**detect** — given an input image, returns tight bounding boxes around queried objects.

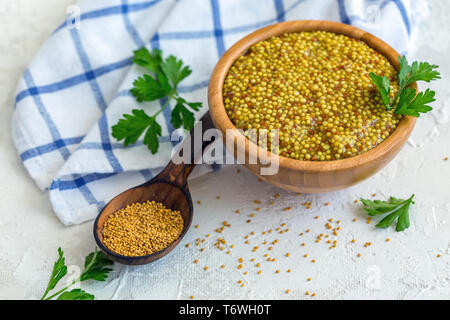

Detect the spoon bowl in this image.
[93,113,214,265]
[94,180,193,265]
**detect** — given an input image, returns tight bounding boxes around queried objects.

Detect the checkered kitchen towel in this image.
[12,0,429,225]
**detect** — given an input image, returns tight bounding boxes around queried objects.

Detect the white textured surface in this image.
[1,0,450,300]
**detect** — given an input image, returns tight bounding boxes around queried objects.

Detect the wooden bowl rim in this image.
[208,20,417,172]
[93,179,194,264]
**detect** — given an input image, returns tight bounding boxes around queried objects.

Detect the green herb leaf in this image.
[133,47,163,74]
[370,56,439,117]
[130,73,172,102]
[176,97,202,112]
[80,249,113,282]
[161,55,192,89]
[112,109,155,147]
[360,195,414,232]
[395,88,435,117]
[144,118,162,154]
[397,56,410,88]
[171,100,195,130]
[41,249,114,300]
[185,101,202,112]
[369,72,391,108]
[41,248,68,300]
[398,56,440,88]
[112,109,162,154]
[57,289,94,300]
[112,48,202,153]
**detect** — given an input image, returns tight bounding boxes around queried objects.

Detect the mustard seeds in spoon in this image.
[102,201,184,257]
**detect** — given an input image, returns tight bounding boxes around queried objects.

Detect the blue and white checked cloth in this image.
[12,0,429,225]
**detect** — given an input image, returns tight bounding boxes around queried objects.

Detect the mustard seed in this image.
[223,31,401,161]
[102,201,184,257]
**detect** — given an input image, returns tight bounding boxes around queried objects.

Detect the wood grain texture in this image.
[208,20,417,193]
[93,112,215,265]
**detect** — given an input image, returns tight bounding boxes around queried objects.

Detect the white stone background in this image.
[0,0,449,300]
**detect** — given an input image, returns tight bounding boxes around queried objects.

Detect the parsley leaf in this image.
[395,88,435,117]
[171,100,195,130]
[177,97,202,112]
[369,73,391,108]
[57,289,94,301]
[360,194,414,232]
[80,249,113,282]
[112,109,162,154]
[133,47,163,74]
[112,109,155,146]
[41,248,114,300]
[130,73,171,102]
[112,47,202,154]
[161,55,192,89]
[144,118,162,154]
[398,56,440,87]
[40,248,68,300]
[370,56,440,117]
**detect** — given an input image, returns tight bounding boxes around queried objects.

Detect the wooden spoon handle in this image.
[152,111,216,187]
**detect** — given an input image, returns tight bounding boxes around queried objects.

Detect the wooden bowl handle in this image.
[152,111,216,187]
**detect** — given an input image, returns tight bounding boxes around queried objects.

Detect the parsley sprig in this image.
[360,194,415,232]
[112,48,202,154]
[40,248,113,300]
[370,56,440,117]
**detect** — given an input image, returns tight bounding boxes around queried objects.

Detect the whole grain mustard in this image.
[102,201,184,257]
[223,31,401,161]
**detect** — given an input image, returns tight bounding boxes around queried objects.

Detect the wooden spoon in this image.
[93,112,215,265]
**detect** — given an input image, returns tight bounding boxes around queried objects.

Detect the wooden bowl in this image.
[208,20,417,193]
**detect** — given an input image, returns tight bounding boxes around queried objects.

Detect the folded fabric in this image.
[12,0,429,225]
